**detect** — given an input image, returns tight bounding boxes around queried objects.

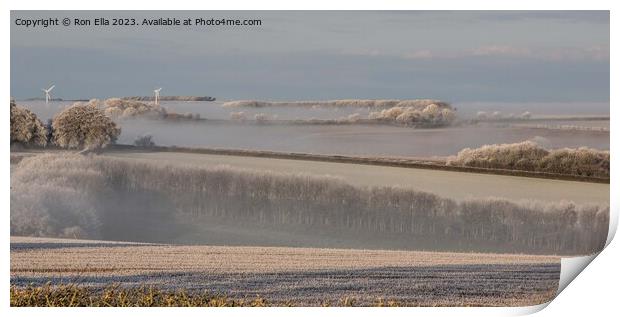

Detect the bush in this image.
[102,98,166,119]
[369,104,456,127]
[230,111,247,121]
[52,101,121,150]
[448,141,609,178]
[539,148,610,177]
[104,106,123,119]
[336,113,361,123]
[255,113,269,123]
[134,135,155,147]
[122,107,138,118]
[10,101,47,146]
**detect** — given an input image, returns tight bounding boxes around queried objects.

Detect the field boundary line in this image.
[105,144,610,184]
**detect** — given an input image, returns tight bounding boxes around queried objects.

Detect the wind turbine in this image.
[41,84,55,105]
[153,88,162,105]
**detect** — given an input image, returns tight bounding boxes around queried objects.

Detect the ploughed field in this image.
[11,237,560,306]
[104,150,609,204]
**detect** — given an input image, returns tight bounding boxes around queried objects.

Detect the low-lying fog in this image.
[114,120,608,157]
[21,100,610,122]
[18,100,609,157]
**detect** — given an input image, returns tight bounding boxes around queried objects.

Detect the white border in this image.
[2,1,616,316]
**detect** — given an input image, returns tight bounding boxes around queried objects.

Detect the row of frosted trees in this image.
[448,141,610,178]
[95,156,608,255]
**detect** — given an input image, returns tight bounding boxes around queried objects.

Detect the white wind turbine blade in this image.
[47,85,55,92]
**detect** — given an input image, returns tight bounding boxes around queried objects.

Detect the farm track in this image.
[11,237,560,306]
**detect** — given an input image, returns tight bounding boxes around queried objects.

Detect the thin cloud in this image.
[468,45,532,58]
[342,45,609,62]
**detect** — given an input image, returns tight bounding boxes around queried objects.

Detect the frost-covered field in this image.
[11,237,560,306]
[104,151,609,204]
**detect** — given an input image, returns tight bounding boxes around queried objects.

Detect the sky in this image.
[10,11,610,103]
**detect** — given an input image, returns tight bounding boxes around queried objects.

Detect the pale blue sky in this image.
[11,11,609,102]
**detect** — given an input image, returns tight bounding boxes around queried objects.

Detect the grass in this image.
[10,283,272,307]
[9,282,557,307]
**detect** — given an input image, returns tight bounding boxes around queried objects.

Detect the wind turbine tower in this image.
[153,88,162,105]
[41,84,55,105]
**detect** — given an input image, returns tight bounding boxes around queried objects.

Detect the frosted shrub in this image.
[520,111,532,119]
[368,104,456,127]
[10,101,47,146]
[103,98,166,119]
[381,107,405,119]
[104,106,123,119]
[478,111,528,121]
[539,147,609,177]
[451,141,548,169]
[230,112,247,121]
[122,107,138,117]
[422,103,440,116]
[103,98,124,108]
[134,134,155,147]
[52,102,121,150]
[440,108,456,122]
[335,113,362,123]
[255,113,269,123]
[449,141,609,178]
[395,110,421,123]
[347,113,361,122]
[368,111,381,119]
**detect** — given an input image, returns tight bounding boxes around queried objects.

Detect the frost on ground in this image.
[10,237,560,307]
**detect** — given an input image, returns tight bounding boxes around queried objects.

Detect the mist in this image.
[11,153,608,255]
